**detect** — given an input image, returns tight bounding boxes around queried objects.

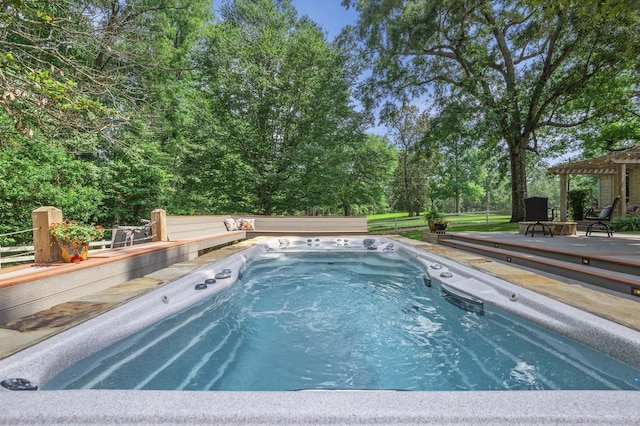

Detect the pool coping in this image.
[1,389,640,424]
[1,235,640,424]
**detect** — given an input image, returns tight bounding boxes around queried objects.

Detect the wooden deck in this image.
[437,231,640,299]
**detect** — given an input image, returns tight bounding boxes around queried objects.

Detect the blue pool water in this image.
[43,251,640,391]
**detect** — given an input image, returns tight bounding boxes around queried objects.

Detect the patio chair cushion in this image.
[597,206,611,219]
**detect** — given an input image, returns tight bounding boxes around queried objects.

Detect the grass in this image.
[367,211,518,241]
[368,212,517,233]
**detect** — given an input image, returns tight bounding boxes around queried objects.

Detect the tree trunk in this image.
[509,143,527,222]
[343,203,351,216]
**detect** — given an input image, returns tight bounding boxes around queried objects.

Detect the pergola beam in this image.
[548,145,640,221]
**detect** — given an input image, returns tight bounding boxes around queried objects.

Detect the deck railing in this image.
[0,239,112,267]
[1,206,166,267]
[0,227,39,268]
[1,207,369,267]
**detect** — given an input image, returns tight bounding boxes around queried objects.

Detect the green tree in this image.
[427,102,487,213]
[341,0,640,221]
[191,0,379,215]
[0,1,211,234]
[385,105,432,216]
[0,0,208,146]
[0,130,104,244]
[330,133,397,216]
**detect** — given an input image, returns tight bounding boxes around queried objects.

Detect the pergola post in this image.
[559,173,568,221]
[618,163,627,216]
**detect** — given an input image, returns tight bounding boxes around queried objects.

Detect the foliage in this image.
[424,101,489,213]
[96,140,173,225]
[329,134,397,216]
[527,158,561,208]
[0,129,106,244]
[340,0,640,222]
[187,0,388,215]
[49,220,105,244]
[1,0,404,243]
[612,216,640,232]
[424,208,449,227]
[568,189,590,220]
[3,0,639,244]
[385,105,432,216]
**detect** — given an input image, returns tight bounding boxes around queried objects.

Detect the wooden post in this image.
[559,173,568,222]
[618,163,627,217]
[151,209,167,242]
[32,206,62,263]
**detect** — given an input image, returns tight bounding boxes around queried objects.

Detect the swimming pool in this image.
[41,246,640,391]
[2,236,640,423]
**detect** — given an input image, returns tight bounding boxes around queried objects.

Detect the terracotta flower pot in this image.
[59,242,89,263]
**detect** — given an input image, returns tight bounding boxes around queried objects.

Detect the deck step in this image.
[438,237,640,296]
[440,233,640,276]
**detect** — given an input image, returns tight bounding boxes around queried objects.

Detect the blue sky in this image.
[290,0,358,41]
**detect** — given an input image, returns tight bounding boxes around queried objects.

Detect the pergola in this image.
[549,145,640,221]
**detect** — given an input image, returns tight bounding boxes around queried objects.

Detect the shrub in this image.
[611,216,640,232]
[567,189,589,220]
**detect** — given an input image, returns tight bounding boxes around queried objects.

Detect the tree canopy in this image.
[341,0,640,221]
[1,0,398,244]
[1,0,639,245]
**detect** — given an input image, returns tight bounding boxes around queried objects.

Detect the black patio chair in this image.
[111,220,155,248]
[585,196,620,237]
[524,197,553,237]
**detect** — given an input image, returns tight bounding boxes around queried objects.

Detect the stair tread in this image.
[439,238,640,286]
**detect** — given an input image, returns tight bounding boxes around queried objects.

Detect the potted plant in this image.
[49,220,105,263]
[424,209,449,233]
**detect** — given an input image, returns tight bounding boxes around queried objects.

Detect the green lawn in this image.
[367,212,518,240]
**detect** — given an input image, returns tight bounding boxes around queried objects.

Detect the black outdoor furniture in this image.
[585,196,621,237]
[111,220,154,248]
[524,197,553,237]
